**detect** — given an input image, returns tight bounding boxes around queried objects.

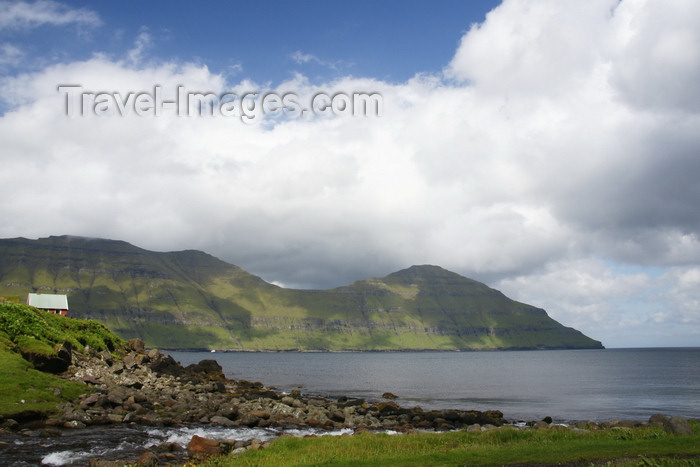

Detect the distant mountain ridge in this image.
[0,236,603,350]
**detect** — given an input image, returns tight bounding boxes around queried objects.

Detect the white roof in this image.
[28,293,69,310]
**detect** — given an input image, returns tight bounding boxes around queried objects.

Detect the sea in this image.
[2,348,699,466]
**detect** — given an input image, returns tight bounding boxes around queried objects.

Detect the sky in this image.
[1,0,699,348]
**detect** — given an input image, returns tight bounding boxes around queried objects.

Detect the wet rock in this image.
[382,392,398,400]
[210,415,236,427]
[153,442,183,453]
[371,402,404,416]
[184,359,225,382]
[63,420,86,429]
[236,414,261,427]
[2,419,19,431]
[481,410,505,426]
[441,410,460,421]
[330,410,345,423]
[187,435,222,460]
[39,428,62,437]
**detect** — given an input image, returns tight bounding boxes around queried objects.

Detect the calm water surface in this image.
[170,348,700,422]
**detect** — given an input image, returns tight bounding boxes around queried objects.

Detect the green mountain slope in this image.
[0,236,603,350]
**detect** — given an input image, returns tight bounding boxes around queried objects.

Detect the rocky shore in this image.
[0,339,694,466]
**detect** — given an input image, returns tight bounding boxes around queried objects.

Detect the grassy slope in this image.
[0,236,603,350]
[206,424,700,467]
[0,302,125,418]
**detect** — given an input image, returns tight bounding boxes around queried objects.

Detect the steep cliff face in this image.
[0,236,603,350]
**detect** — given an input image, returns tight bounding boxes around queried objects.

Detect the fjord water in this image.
[171,348,700,422]
[4,349,698,466]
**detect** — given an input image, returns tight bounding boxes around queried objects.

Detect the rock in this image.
[184,359,225,381]
[382,392,398,400]
[210,415,236,427]
[533,421,550,429]
[541,416,553,424]
[39,428,62,437]
[63,420,86,429]
[187,435,222,460]
[372,402,404,416]
[136,451,159,466]
[89,460,132,467]
[664,416,693,435]
[235,414,261,427]
[610,419,639,429]
[2,419,19,431]
[649,413,670,427]
[466,424,481,433]
[330,410,345,423]
[153,442,183,453]
[249,439,264,450]
[441,410,460,421]
[123,352,146,368]
[128,339,146,353]
[107,414,123,424]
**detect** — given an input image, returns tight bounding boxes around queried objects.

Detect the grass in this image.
[198,423,700,467]
[0,337,85,417]
[0,302,126,418]
[0,302,125,353]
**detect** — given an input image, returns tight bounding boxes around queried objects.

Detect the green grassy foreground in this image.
[200,423,700,467]
[0,302,124,417]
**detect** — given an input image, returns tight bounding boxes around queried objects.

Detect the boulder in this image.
[136,451,159,466]
[466,424,481,433]
[235,414,261,427]
[128,339,146,353]
[210,415,236,427]
[187,435,222,460]
[649,413,670,427]
[664,416,693,435]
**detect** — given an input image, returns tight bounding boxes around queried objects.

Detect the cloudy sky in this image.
[1,0,699,348]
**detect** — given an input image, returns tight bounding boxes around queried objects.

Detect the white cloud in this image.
[289,50,352,72]
[0,0,100,30]
[1,0,699,346]
[127,28,153,66]
[0,43,22,66]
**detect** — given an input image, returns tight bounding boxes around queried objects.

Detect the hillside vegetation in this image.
[0,236,603,351]
[0,302,124,417]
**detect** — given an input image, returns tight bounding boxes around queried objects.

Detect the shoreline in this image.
[1,340,696,465]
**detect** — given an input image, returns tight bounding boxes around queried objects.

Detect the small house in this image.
[27,293,69,316]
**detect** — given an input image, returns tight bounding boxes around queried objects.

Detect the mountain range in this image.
[0,235,603,351]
